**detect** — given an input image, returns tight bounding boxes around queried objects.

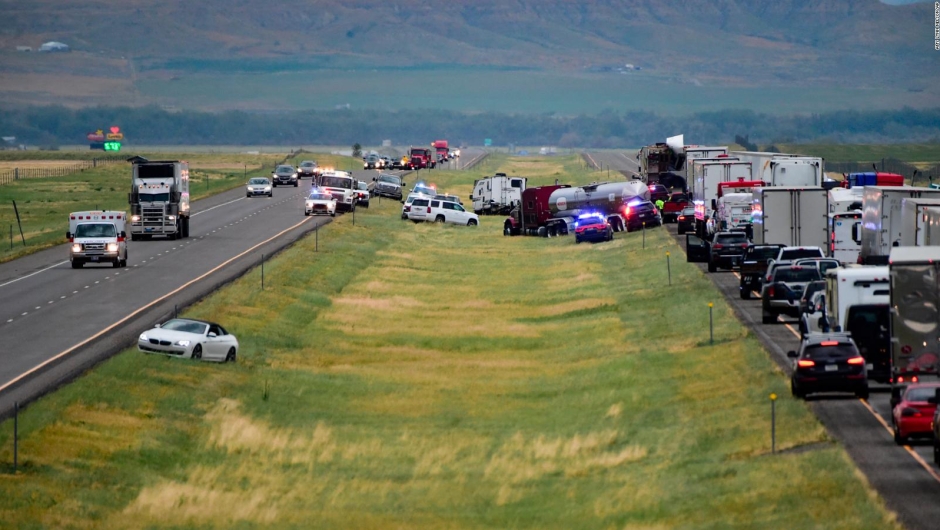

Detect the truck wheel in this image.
[121,255,127,267]
[934,441,940,466]
[294,181,298,187]
[71,260,82,269]
[112,259,121,268]
[707,260,717,273]
[762,312,775,324]
[130,234,139,241]
[435,215,445,224]
[740,286,750,300]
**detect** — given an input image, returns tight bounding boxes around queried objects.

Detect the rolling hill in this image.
[0,0,935,111]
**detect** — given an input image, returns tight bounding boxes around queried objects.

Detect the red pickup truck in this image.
[661,192,691,223]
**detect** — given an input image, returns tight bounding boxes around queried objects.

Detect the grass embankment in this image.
[0,151,351,263]
[0,155,898,528]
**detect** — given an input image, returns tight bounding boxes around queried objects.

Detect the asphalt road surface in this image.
[667,222,940,530]
[582,150,641,179]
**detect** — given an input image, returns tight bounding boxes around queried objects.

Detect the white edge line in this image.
[192,197,245,216]
[0,216,314,393]
[0,260,70,288]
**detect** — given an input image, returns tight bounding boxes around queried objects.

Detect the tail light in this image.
[768,286,775,298]
[427,207,431,213]
[797,359,815,368]
[713,244,723,250]
[847,356,865,365]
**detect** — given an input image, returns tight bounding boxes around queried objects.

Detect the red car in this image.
[661,192,691,223]
[892,383,940,445]
[574,213,613,243]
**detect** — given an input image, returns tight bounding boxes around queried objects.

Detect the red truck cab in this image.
[504,185,571,236]
[409,147,435,170]
[433,140,449,163]
[661,192,691,223]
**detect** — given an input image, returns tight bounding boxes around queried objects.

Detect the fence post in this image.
[93,158,97,168]
[14,168,18,181]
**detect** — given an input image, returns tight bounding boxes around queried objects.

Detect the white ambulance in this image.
[66,211,128,268]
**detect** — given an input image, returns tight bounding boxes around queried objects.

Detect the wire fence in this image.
[0,157,126,186]
[826,158,940,185]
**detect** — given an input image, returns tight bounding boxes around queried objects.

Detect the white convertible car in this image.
[138,318,239,362]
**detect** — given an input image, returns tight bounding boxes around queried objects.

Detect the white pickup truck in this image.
[66,210,128,268]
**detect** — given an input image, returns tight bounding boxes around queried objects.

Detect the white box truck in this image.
[692,160,751,235]
[683,147,729,187]
[751,187,829,249]
[823,266,891,383]
[470,173,527,215]
[889,247,940,388]
[859,186,940,264]
[899,198,940,247]
[730,151,824,187]
[66,211,128,269]
[829,211,862,264]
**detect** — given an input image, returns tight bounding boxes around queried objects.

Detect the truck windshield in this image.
[139,192,169,202]
[746,247,781,260]
[378,175,399,184]
[75,224,116,238]
[776,268,822,283]
[320,177,352,189]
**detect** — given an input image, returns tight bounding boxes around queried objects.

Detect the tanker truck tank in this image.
[548,181,650,233]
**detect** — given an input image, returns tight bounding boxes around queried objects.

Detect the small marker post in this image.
[770,393,778,454]
[708,302,714,344]
[666,251,671,285]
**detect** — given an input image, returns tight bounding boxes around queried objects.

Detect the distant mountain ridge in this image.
[0,0,934,94]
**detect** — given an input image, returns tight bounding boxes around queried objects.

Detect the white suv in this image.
[427,197,479,226]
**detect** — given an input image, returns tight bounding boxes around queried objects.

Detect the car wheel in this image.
[330,211,336,217]
[856,388,870,400]
[790,379,803,399]
[468,219,478,226]
[678,227,685,235]
[191,344,202,360]
[575,237,582,244]
[247,193,251,198]
[934,441,940,466]
[707,260,717,273]
[225,347,237,363]
[436,216,445,224]
[762,312,775,324]
[740,286,750,300]
[294,181,298,187]
[894,424,905,445]
[304,211,309,216]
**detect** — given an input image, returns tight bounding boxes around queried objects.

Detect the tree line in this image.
[1,105,938,148]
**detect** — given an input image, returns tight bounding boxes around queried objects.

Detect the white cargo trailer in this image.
[926,208,940,246]
[899,198,940,247]
[751,187,829,249]
[730,151,824,187]
[859,186,940,264]
[470,173,527,215]
[683,147,729,187]
[692,160,751,235]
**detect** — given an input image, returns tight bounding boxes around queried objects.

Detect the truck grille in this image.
[83,243,105,251]
[142,206,166,227]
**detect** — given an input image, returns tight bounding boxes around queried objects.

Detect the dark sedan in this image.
[676,206,696,234]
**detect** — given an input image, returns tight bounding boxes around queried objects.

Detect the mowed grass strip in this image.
[0,151,351,263]
[0,156,898,528]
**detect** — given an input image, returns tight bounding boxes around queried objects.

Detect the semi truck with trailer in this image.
[128,159,190,240]
[859,186,940,264]
[66,210,128,268]
[889,247,940,393]
[470,173,526,215]
[433,140,449,163]
[829,211,862,264]
[750,187,829,249]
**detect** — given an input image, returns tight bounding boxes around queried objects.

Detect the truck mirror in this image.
[711,199,717,211]
[851,223,859,242]
[372,177,376,182]
[891,386,903,408]
[120,231,127,239]
[787,350,798,358]
[65,231,71,239]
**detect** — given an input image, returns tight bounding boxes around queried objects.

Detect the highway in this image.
[582,149,641,179]
[0,146,487,416]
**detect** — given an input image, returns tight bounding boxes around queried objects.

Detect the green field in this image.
[0,155,899,528]
[135,68,936,115]
[0,151,352,263]
[775,143,940,169]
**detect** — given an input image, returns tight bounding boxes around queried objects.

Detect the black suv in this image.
[789,333,868,399]
[707,231,750,272]
[739,244,785,299]
[624,200,662,232]
[272,165,298,187]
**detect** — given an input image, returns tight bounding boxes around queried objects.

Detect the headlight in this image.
[131,215,140,222]
[306,201,314,207]
[107,243,119,252]
[175,340,191,347]
[139,333,148,342]
[264,186,271,191]
[167,215,176,221]
[71,243,82,252]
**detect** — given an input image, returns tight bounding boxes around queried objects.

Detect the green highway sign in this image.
[484,138,492,147]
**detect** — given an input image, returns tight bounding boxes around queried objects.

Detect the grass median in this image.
[0,155,899,528]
